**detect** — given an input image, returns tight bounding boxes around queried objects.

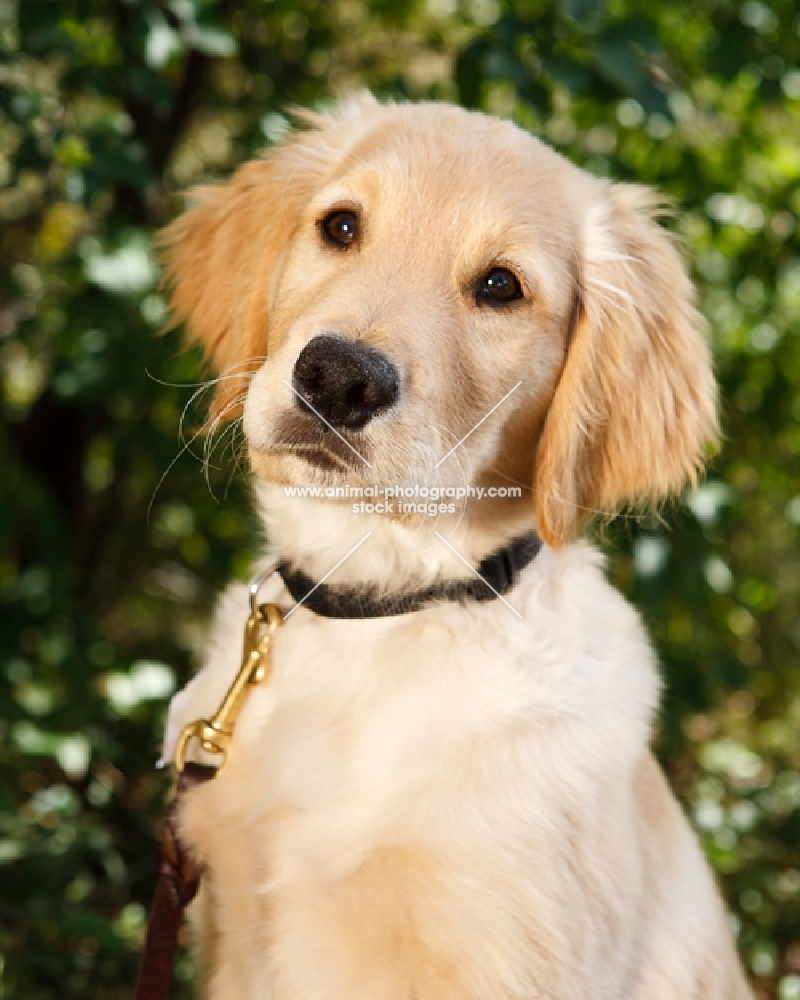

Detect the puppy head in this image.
[161,94,717,546]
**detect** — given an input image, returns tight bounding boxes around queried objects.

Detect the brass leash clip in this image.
[174,569,284,774]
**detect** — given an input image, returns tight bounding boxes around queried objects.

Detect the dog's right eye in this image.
[476,267,523,306]
[320,210,359,249]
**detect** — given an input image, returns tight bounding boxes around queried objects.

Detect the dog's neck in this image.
[256,482,539,597]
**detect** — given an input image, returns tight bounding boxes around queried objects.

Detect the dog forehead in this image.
[312,104,581,247]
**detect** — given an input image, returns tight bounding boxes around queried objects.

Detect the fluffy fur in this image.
[160,93,751,999]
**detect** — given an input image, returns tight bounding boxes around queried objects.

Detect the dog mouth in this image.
[268,411,368,472]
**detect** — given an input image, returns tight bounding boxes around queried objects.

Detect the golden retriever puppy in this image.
[160,93,753,999]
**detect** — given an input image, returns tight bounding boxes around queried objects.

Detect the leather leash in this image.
[134,571,284,1000]
[132,761,215,1000]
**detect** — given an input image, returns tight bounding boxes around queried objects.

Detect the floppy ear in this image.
[159,91,380,420]
[533,182,719,547]
[160,158,298,420]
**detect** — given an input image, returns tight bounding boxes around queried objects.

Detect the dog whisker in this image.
[149,376,253,517]
[147,421,209,522]
[145,357,268,391]
[174,360,267,460]
[202,393,249,497]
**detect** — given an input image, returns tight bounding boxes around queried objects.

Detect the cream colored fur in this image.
[161,94,752,999]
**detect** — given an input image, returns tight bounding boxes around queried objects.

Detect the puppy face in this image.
[161,94,718,546]
[245,104,578,499]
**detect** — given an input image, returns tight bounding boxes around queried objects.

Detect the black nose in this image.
[292,335,399,430]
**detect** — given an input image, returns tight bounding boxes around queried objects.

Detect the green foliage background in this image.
[1,0,798,996]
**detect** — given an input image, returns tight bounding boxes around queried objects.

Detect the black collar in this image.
[277,531,542,619]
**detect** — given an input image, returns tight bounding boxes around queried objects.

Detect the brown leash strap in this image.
[133,591,283,999]
[133,762,217,1000]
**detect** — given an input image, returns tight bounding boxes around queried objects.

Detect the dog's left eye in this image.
[320,209,359,249]
[476,268,523,306]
